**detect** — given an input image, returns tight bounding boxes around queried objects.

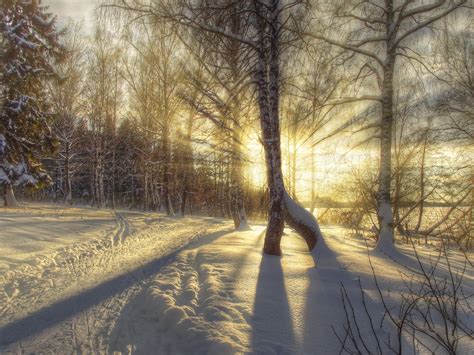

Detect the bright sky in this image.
[44,0,96,33]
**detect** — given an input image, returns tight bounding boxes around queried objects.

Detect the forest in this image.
[0,0,472,354]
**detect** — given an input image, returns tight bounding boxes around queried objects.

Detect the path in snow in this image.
[0,204,232,353]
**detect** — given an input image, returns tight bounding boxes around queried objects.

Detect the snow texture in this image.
[0,204,472,354]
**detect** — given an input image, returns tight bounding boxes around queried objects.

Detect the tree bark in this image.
[4,183,19,207]
[375,4,396,253]
[416,130,428,234]
[230,123,250,230]
[64,141,72,205]
[256,0,285,256]
[161,115,174,216]
[179,127,191,217]
[283,191,319,251]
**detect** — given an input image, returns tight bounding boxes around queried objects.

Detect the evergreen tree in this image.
[0,0,64,206]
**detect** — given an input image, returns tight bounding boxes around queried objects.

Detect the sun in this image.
[244,135,267,188]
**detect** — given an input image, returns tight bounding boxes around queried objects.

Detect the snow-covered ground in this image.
[108,226,474,354]
[0,204,231,353]
[0,204,472,354]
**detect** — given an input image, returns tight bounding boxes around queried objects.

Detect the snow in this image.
[0,204,231,352]
[0,204,472,354]
[284,190,327,252]
[0,169,8,183]
[108,225,474,354]
[0,203,116,272]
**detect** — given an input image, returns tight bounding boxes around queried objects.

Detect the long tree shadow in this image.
[0,229,234,348]
[228,228,266,283]
[302,240,389,354]
[250,254,297,354]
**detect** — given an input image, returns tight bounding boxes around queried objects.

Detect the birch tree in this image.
[106,0,326,255]
[300,0,468,253]
[48,22,86,204]
[84,24,122,208]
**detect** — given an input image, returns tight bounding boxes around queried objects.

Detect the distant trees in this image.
[0,0,64,206]
[434,18,473,143]
[84,24,123,208]
[48,22,86,204]
[176,1,254,228]
[121,21,182,215]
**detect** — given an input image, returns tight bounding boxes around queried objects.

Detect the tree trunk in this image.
[375,10,396,252]
[256,0,324,255]
[416,129,428,235]
[309,146,316,214]
[162,122,174,216]
[283,191,320,251]
[230,123,250,230]
[111,148,116,209]
[64,142,72,205]
[254,1,285,256]
[4,183,19,207]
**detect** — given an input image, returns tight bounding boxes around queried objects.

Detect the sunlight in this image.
[1,0,472,353]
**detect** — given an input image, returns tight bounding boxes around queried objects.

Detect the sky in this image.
[44,0,96,33]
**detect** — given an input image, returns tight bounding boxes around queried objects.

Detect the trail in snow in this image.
[0,205,232,353]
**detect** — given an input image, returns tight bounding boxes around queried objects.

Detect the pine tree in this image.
[0,0,64,206]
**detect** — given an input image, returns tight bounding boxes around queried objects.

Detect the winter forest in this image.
[0,0,473,353]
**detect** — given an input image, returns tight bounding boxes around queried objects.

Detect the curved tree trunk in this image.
[4,183,19,207]
[256,0,326,255]
[283,191,321,251]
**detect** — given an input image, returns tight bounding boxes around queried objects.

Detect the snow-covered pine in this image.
[0,0,64,206]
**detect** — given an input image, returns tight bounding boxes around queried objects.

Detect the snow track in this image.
[112,211,133,246]
[0,205,231,353]
[110,246,253,354]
